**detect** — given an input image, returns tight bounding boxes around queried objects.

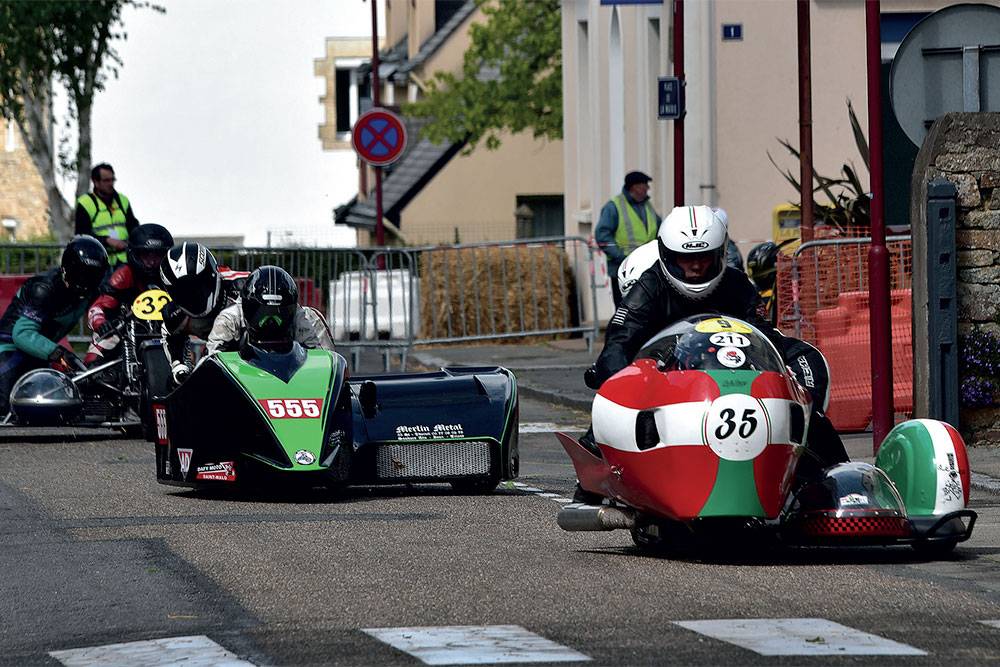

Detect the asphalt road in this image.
[2,396,1000,666]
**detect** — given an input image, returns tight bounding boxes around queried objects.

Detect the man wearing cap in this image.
[595,171,662,307]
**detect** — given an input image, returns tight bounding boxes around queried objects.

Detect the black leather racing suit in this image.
[592,265,847,475]
[594,266,781,385]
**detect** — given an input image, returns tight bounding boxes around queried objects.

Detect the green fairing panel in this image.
[218,350,337,470]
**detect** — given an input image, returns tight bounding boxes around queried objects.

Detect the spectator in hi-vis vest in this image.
[595,170,661,308]
[74,163,140,268]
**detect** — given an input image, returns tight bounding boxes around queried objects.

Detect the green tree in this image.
[0,0,163,240]
[402,0,561,154]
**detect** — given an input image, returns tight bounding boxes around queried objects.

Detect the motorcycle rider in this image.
[0,236,109,415]
[585,205,848,477]
[746,240,783,326]
[206,265,334,355]
[84,223,174,365]
[158,242,248,384]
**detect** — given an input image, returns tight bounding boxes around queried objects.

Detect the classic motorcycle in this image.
[7,289,171,436]
[556,315,975,556]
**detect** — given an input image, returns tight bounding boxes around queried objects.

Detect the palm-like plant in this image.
[768,100,871,231]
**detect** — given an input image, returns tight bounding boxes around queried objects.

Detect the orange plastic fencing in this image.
[775,230,913,432]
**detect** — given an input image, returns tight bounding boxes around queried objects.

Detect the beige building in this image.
[0,117,51,241]
[328,0,564,247]
[561,0,997,321]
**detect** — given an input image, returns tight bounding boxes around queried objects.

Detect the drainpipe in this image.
[673,0,685,206]
[797,0,814,243]
[699,0,717,208]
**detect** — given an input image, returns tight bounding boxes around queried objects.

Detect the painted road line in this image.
[511,482,575,504]
[519,422,588,434]
[362,625,590,665]
[50,635,255,666]
[971,472,1000,494]
[980,620,1000,629]
[674,619,927,656]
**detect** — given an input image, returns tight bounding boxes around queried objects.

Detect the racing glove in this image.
[95,319,119,338]
[584,365,601,390]
[171,360,192,384]
[49,346,85,373]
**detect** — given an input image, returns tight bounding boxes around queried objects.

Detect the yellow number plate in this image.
[694,317,753,334]
[131,289,171,320]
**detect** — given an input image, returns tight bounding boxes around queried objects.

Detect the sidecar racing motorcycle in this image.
[151,341,519,493]
[557,315,976,556]
[5,290,171,436]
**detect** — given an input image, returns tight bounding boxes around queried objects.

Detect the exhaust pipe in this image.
[558,503,637,531]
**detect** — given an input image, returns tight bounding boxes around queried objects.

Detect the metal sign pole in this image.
[866,0,893,451]
[370,0,384,248]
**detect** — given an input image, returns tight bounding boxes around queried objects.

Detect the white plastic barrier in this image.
[328,269,420,341]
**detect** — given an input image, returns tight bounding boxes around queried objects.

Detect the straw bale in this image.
[418,245,577,344]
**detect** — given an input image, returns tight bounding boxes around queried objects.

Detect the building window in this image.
[515,195,565,239]
[334,57,364,139]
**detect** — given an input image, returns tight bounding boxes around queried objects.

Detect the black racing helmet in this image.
[159,242,220,318]
[242,265,298,350]
[61,235,109,297]
[747,241,781,292]
[127,224,174,287]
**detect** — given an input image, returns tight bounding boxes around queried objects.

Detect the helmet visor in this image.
[660,247,726,285]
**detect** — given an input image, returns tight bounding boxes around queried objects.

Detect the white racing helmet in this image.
[657,205,729,300]
[616,240,659,297]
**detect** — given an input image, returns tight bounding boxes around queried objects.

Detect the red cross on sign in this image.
[352,108,408,166]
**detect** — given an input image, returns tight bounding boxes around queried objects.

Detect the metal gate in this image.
[776,235,913,432]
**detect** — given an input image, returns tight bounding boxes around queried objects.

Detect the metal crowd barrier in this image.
[0,237,602,371]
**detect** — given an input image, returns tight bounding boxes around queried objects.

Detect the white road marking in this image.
[675,619,926,656]
[511,482,575,505]
[980,620,1000,629]
[362,625,590,665]
[971,472,1000,494]
[49,635,255,666]
[519,422,587,434]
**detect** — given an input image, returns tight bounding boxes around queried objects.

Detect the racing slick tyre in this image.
[140,343,171,442]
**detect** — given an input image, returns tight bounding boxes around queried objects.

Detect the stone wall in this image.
[911,112,1000,447]
[0,118,51,240]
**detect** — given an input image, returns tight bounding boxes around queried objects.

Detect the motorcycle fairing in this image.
[156,349,343,488]
[217,348,338,470]
[580,363,808,520]
[345,365,519,484]
[875,418,971,516]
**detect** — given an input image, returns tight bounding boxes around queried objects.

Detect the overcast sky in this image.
[76,0,384,247]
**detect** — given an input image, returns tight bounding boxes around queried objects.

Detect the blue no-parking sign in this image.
[352,108,408,166]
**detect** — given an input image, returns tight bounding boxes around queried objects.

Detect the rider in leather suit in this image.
[84,223,174,365]
[586,205,847,477]
[158,242,248,384]
[0,236,109,414]
[206,265,334,355]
